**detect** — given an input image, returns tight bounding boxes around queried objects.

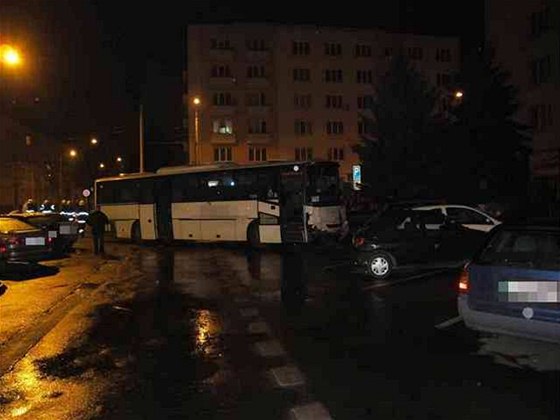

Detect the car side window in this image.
[447,207,491,224]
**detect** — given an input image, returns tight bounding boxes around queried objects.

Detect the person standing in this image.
[86,205,109,255]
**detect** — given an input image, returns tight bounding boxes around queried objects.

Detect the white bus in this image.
[94,160,347,246]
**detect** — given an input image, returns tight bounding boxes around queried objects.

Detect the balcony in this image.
[208,76,237,87]
[247,105,271,115]
[246,50,271,61]
[245,77,270,88]
[211,105,236,115]
[208,48,235,61]
[247,133,273,144]
[210,133,237,144]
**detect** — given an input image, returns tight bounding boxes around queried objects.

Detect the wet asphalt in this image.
[20,242,560,419]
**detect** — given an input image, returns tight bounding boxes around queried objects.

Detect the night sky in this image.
[0,0,483,170]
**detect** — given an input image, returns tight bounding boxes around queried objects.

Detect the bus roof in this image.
[95,160,338,183]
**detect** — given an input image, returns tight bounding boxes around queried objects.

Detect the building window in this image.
[324,69,343,83]
[356,70,373,84]
[213,92,233,106]
[326,121,344,135]
[214,146,232,162]
[210,38,231,50]
[531,104,554,130]
[325,95,343,109]
[532,55,552,84]
[358,121,373,135]
[294,120,313,135]
[293,68,311,81]
[531,7,550,37]
[327,147,344,161]
[249,146,267,162]
[249,119,267,134]
[295,147,313,161]
[354,44,372,57]
[212,118,233,134]
[246,39,267,51]
[292,41,310,55]
[325,43,342,56]
[436,73,451,87]
[246,92,267,107]
[294,94,312,109]
[435,48,451,62]
[247,65,265,78]
[210,65,231,78]
[408,47,423,60]
[357,95,374,109]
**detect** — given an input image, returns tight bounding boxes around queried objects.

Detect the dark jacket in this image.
[86,210,109,235]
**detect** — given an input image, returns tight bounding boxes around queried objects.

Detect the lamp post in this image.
[193,97,201,165]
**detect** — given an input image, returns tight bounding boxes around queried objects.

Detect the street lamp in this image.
[192,96,201,165]
[116,156,123,163]
[90,137,98,146]
[69,149,78,158]
[0,44,22,68]
[454,90,464,99]
[98,162,105,170]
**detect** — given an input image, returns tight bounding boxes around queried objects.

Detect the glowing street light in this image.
[193,96,202,165]
[0,44,22,68]
[454,90,464,99]
[98,162,105,169]
[69,149,78,158]
[90,137,98,146]
[116,156,123,163]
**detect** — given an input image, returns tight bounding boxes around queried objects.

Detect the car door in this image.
[446,206,497,232]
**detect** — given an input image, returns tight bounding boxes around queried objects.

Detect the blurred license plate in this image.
[48,230,58,238]
[59,225,72,235]
[26,237,45,246]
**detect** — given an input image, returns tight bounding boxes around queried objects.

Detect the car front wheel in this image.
[367,252,394,280]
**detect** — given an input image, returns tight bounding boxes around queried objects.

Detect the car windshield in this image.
[0,217,37,233]
[475,229,560,270]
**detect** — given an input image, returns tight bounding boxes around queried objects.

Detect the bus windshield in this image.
[306,164,340,205]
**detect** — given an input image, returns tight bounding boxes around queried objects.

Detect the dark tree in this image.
[450,49,531,203]
[354,54,442,200]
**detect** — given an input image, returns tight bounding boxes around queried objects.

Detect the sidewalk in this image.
[0,237,134,351]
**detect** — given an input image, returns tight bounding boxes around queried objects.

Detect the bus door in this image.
[279,169,307,242]
[155,178,173,241]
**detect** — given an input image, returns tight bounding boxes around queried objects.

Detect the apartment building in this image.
[186,23,459,181]
[486,0,560,196]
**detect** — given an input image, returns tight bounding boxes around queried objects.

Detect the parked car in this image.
[412,204,501,232]
[458,224,560,344]
[0,217,52,271]
[352,208,488,279]
[7,212,80,255]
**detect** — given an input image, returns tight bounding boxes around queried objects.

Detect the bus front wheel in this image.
[131,221,141,244]
[247,221,262,248]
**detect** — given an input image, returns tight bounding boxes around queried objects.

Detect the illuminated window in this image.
[212,119,233,134]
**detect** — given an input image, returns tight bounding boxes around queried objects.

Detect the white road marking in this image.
[435,315,463,329]
[239,307,259,318]
[255,340,286,357]
[362,269,449,291]
[290,402,333,420]
[248,321,271,335]
[270,365,305,387]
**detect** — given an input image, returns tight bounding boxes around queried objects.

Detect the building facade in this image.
[486,0,560,199]
[186,24,459,181]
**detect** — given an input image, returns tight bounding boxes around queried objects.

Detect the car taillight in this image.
[0,244,6,254]
[353,236,365,247]
[48,237,53,244]
[458,265,469,293]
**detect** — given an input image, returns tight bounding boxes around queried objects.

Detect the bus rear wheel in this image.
[131,221,141,244]
[247,221,262,248]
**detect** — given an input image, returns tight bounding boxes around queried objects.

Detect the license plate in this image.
[48,230,58,238]
[26,237,45,246]
[59,225,72,235]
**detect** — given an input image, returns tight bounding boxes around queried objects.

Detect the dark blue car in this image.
[458,224,560,343]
